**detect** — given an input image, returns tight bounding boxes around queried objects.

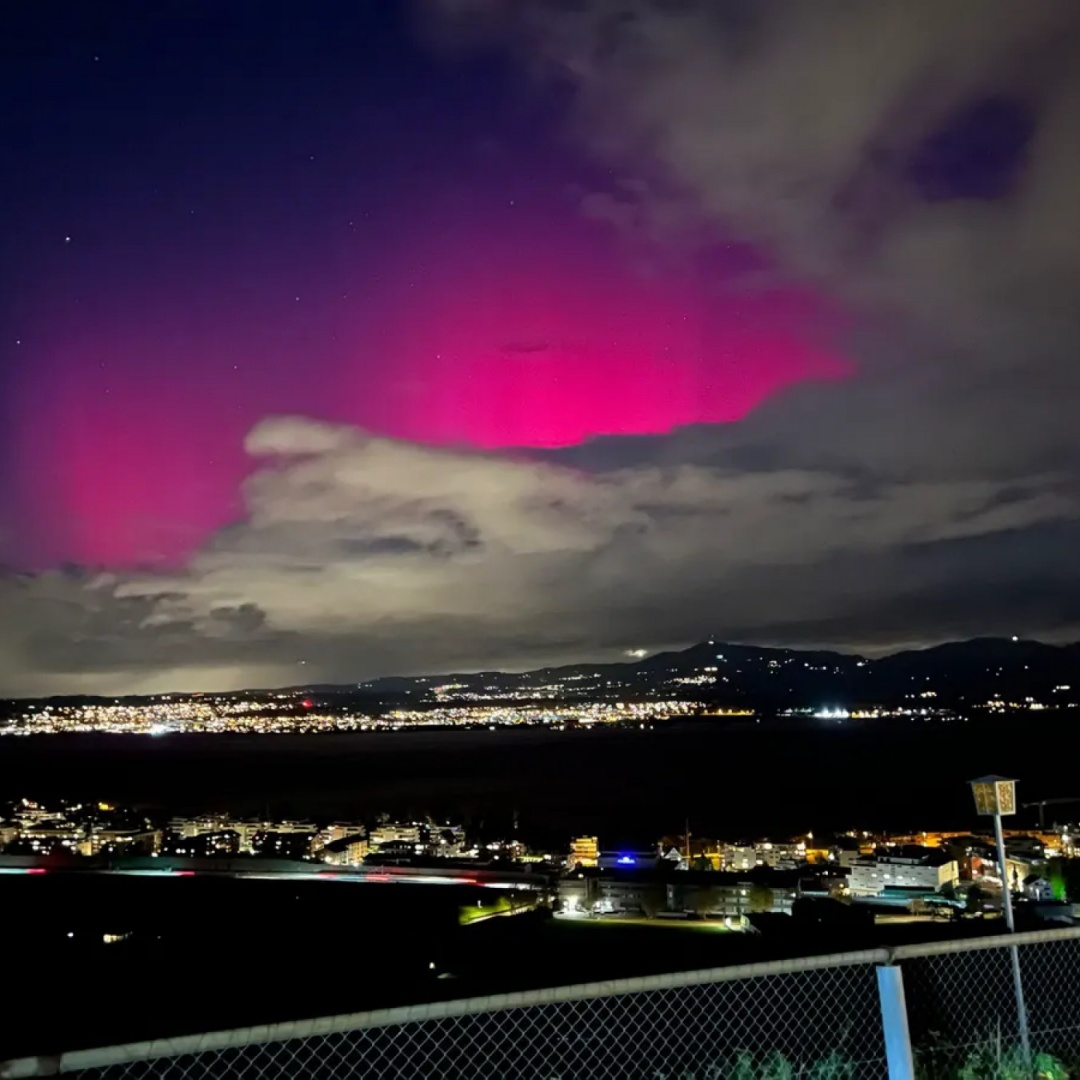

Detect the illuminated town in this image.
[0,696,698,735]
[2,795,1078,927]
[5,636,1078,735]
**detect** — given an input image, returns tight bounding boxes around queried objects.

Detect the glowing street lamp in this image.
[970,776,1017,820]
[969,775,1029,1063]
[969,776,1020,907]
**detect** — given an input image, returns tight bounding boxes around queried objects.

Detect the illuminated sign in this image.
[970,776,1017,816]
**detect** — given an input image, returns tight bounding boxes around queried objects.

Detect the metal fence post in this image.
[993,810,1032,1066]
[877,963,915,1080]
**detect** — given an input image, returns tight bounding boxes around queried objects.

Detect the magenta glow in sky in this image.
[375,218,845,449]
[0,5,849,571]
[11,210,844,568]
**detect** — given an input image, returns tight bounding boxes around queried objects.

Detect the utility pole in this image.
[970,777,1030,1067]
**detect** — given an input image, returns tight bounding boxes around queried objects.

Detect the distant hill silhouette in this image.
[352,637,1080,710]
[5,637,1077,711]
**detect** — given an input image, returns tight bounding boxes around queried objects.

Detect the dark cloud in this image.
[908,96,1037,202]
[2,417,1078,695]
[426,0,1080,480]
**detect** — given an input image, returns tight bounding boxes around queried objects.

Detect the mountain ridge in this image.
[5,637,1077,709]
[352,636,1080,710]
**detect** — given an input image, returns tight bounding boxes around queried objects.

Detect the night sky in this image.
[2,1,1080,695]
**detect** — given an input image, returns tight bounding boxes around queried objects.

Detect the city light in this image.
[1,695,695,735]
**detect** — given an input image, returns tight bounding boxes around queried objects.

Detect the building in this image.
[166,829,241,857]
[1004,853,1041,893]
[364,839,416,863]
[568,836,599,868]
[426,825,466,857]
[314,822,367,852]
[90,826,161,856]
[15,819,85,855]
[560,873,660,915]
[597,850,661,870]
[831,837,865,869]
[755,841,806,869]
[848,850,958,898]
[166,816,314,854]
[1023,875,1054,902]
[370,823,422,849]
[320,834,370,867]
[669,873,798,918]
[558,869,800,919]
[168,814,231,839]
[483,838,527,860]
[721,845,757,872]
[250,830,315,860]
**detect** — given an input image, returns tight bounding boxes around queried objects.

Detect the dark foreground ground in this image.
[0,873,1016,1063]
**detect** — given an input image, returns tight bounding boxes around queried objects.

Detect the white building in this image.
[849,854,958,897]
[1023,876,1054,902]
[558,873,798,918]
[427,825,466,856]
[558,875,666,916]
[756,841,805,869]
[370,823,422,848]
[833,846,864,870]
[168,814,230,838]
[722,845,757,872]
[321,835,370,866]
[313,821,367,852]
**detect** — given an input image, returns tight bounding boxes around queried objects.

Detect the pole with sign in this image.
[969,776,1030,1064]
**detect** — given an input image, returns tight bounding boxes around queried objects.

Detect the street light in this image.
[969,776,1021,913]
[969,775,1029,1064]
[970,775,1017,822]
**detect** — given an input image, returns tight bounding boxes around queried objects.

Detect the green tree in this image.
[639,882,667,918]
[584,875,602,912]
[1054,858,1080,901]
[748,884,775,913]
[690,885,720,916]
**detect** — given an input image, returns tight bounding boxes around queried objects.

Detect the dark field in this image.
[2,874,463,1060]
[1,872,1010,1063]
[0,714,1071,842]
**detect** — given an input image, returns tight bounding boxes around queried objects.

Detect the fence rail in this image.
[4,927,1080,1078]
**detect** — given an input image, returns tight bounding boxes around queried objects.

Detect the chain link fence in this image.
[900,930,1080,1078]
[3,928,1079,1079]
